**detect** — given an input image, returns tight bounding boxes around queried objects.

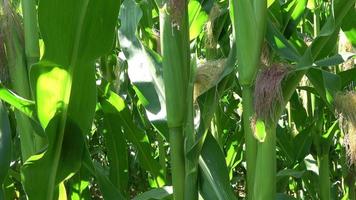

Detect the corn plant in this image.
[0,0,356,199]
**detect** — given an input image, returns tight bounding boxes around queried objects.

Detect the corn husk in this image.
[193,58,226,100]
[205,4,220,48]
[335,91,356,165]
[335,91,356,124]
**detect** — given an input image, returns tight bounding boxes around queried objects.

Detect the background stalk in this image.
[2,0,44,161]
[2,5,35,160]
[21,0,40,69]
[184,61,198,199]
[318,154,331,200]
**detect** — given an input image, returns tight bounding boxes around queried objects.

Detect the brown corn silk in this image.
[335,91,356,165]
[168,0,185,27]
[254,63,289,123]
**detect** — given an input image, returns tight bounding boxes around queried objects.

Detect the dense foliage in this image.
[0,0,355,199]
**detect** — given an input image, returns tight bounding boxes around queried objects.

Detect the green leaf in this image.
[289,92,308,131]
[307,68,341,106]
[100,90,164,184]
[277,169,305,180]
[38,0,119,65]
[68,172,90,200]
[133,186,173,200]
[22,117,84,200]
[314,53,355,67]
[192,73,235,159]
[0,85,35,120]
[319,17,336,37]
[321,120,338,141]
[341,8,356,47]
[118,0,165,117]
[132,85,150,107]
[276,193,297,200]
[0,85,44,160]
[82,149,125,200]
[276,126,295,165]
[102,113,129,195]
[30,62,71,129]
[188,0,209,41]
[32,0,120,131]
[308,0,355,61]
[338,67,356,88]
[283,0,356,105]
[199,134,237,200]
[22,0,120,199]
[283,0,308,39]
[293,126,313,162]
[266,19,301,61]
[0,102,11,199]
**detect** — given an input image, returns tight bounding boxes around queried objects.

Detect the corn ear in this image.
[233,0,267,86]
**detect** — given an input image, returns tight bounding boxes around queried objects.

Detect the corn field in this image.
[0,0,355,199]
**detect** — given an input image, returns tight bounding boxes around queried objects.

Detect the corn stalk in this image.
[0,0,44,161]
[21,0,40,69]
[158,0,192,198]
[230,0,267,198]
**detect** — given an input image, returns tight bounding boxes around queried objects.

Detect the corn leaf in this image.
[188,0,208,41]
[338,67,356,88]
[266,19,301,61]
[0,102,11,199]
[100,89,165,184]
[133,186,173,200]
[283,0,308,38]
[82,149,125,200]
[0,85,35,120]
[341,8,356,47]
[199,134,237,200]
[307,68,341,107]
[118,0,165,117]
[21,0,120,199]
[102,113,129,195]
